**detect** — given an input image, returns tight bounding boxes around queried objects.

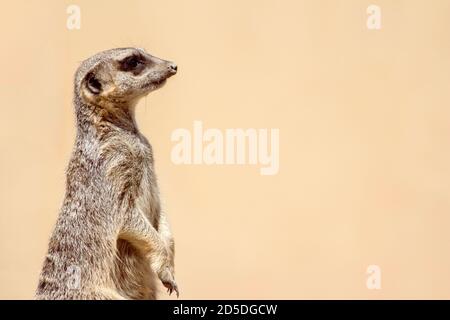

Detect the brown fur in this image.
[36,48,178,300]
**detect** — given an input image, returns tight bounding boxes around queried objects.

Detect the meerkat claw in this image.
[163,278,179,297]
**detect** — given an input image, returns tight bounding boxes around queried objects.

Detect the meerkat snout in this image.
[169,63,178,74]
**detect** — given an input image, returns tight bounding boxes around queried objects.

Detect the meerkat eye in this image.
[120,54,145,72]
[85,72,102,94]
[127,56,139,68]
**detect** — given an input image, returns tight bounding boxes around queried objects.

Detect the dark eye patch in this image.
[118,54,147,74]
[85,72,102,94]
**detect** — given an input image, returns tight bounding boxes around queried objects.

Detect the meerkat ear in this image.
[85,72,102,95]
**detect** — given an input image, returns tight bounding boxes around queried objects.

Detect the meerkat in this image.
[36,47,178,300]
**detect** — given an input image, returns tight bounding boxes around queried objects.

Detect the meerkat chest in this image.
[132,140,160,226]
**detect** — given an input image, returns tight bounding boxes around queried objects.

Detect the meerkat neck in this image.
[74,95,140,137]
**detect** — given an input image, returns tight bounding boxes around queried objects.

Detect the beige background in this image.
[1,0,450,299]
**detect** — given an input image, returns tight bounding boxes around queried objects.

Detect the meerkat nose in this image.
[169,63,178,74]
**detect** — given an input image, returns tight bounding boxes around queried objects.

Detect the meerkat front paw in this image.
[159,266,179,297]
[150,250,179,297]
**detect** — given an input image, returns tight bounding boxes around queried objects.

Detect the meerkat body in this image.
[36,48,178,300]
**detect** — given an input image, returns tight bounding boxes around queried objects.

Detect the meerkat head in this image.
[75,47,177,108]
